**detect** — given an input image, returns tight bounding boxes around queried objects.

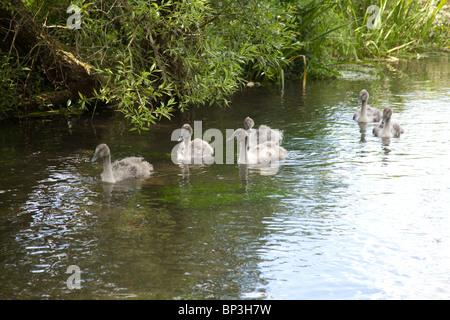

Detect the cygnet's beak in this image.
[91,153,99,163]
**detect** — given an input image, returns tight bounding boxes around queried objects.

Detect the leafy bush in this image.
[59,0,302,131]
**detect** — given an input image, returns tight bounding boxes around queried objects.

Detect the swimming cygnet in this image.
[91,144,153,183]
[244,116,283,148]
[353,89,382,123]
[228,128,286,164]
[373,107,404,138]
[176,124,214,163]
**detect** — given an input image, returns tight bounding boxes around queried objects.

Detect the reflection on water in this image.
[1,57,449,299]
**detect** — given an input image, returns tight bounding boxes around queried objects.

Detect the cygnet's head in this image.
[91,144,110,162]
[227,128,248,142]
[244,117,254,131]
[357,89,369,103]
[178,124,193,142]
[382,107,393,123]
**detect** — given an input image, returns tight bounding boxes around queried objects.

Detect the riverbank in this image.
[1,1,448,129]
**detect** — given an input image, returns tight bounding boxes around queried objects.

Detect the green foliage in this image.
[0,54,23,117]
[63,0,304,131]
[328,0,449,60]
[0,53,50,117]
[283,0,347,79]
[281,0,448,78]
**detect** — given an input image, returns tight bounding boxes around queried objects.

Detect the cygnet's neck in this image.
[102,154,116,183]
[237,137,248,164]
[183,136,192,163]
[359,99,369,122]
[381,117,392,138]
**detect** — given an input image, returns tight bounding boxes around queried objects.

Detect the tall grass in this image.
[333,0,448,60]
[282,0,448,80]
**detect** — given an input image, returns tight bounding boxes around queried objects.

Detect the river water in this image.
[0,56,449,299]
